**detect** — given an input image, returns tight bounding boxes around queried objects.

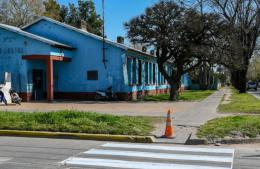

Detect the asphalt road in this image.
[0,137,259,169]
[248,87,260,99]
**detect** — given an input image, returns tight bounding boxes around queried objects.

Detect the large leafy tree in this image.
[67,3,81,28]
[39,0,102,36]
[43,0,61,21]
[125,0,220,100]
[59,5,69,23]
[61,0,103,36]
[0,0,44,27]
[78,0,102,36]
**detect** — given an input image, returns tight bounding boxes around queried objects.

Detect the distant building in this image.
[0,17,189,102]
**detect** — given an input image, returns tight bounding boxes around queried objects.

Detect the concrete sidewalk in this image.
[0,89,228,144]
[153,88,229,144]
[0,101,197,117]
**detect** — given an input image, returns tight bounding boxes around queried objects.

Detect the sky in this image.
[57,0,159,42]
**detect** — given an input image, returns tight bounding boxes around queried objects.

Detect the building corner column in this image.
[46,57,54,102]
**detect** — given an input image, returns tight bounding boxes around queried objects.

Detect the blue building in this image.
[0,17,189,102]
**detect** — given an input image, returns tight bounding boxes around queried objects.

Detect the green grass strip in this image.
[144,90,215,101]
[218,88,260,113]
[0,111,154,135]
[197,115,260,139]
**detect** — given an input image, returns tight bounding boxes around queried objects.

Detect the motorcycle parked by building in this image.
[9,89,22,105]
[95,86,118,101]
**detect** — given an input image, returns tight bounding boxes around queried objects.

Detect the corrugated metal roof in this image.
[22,17,155,58]
[0,23,74,50]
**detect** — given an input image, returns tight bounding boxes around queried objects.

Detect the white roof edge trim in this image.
[0,23,73,50]
[22,16,155,57]
[22,16,127,50]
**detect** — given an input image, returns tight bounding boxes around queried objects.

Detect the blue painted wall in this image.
[182,73,190,88]
[24,19,180,94]
[24,20,125,93]
[0,18,192,100]
[0,27,70,93]
[24,18,191,94]
[122,50,171,93]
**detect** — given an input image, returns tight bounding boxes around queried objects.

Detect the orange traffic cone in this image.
[164,109,174,138]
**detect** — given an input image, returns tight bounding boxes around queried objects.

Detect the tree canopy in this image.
[125,1,220,100]
[0,0,45,27]
[0,0,103,36]
[43,0,61,21]
[44,0,103,36]
[209,0,260,93]
[126,0,260,99]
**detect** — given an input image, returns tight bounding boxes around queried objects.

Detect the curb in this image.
[184,133,208,145]
[217,138,260,144]
[0,130,155,143]
[186,137,260,145]
[185,138,208,145]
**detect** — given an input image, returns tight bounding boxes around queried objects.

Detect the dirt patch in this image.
[221,89,232,104]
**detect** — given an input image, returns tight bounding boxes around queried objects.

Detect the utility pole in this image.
[102,0,107,68]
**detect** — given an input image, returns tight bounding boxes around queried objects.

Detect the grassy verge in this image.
[144,90,215,101]
[197,115,260,140]
[0,111,155,135]
[218,89,260,113]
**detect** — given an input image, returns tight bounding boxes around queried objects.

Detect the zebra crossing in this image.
[61,142,235,169]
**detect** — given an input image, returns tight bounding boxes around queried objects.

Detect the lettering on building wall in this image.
[0,35,16,43]
[0,35,24,54]
[0,47,24,54]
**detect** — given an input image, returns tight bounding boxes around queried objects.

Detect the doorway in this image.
[32,69,45,100]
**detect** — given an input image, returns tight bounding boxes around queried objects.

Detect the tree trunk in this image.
[199,62,209,90]
[169,80,181,101]
[231,69,248,93]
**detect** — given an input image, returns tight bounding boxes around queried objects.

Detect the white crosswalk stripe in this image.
[62,143,235,169]
[102,143,235,154]
[0,157,11,164]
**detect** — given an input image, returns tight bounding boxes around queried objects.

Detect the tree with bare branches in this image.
[0,0,45,27]
[210,0,260,93]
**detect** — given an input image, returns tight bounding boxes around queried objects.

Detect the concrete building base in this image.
[19,87,185,102]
